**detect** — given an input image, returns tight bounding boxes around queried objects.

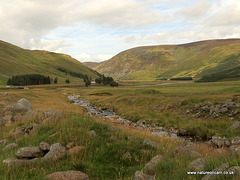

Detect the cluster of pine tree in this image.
[7,74,51,86]
[57,68,88,80]
[95,75,118,87]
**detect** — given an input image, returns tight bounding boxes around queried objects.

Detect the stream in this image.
[65,94,180,139]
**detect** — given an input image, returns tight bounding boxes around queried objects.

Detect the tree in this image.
[7,78,11,85]
[65,79,70,83]
[110,81,118,87]
[54,77,58,84]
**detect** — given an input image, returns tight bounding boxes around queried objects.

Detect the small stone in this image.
[202,163,229,180]
[228,166,240,178]
[142,139,158,149]
[0,139,8,146]
[89,130,96,136]
[44,143,66,161]
[229,145,240,156]
[143,155,163,175]
[46,170,89,180]
[231,137,240,145]
[187,158,208,171]
[67,146,85,156]
[122,152,132,159]
[15,147,44,159]
[211,136,231,148]
[66,142,75,149]
[39,142,50,152]
[220,107,228,114]
[2,143,18,152]
[133,171,155,180]
[230,121,240,130]
[3,115,13,126]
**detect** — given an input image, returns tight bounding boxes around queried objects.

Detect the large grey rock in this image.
[2,143,18,152]
[3,158,37,166]
[211,136,231,147]
[142,139,158,149]
[44,143,66,161]
[133,171,155,180]
[15,147,44,159]
[187,158,208,171]
[143,155,163,175]
[230,121,240,130]
[202,163,229,180]
[231,137,240,145]
[46,170,89,180]
[12,98,32,112]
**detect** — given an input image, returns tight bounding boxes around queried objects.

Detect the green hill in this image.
[0,40,98,85]
[94,39,240,81]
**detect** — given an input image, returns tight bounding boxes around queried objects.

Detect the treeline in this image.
[170,77,193,81]
[95,75,118,87]
[7,74,51,86]
[57,68,88,80]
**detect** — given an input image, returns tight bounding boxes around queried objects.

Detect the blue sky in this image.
[0,0,240,62]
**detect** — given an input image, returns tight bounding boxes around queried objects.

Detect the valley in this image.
[0,81,240,179]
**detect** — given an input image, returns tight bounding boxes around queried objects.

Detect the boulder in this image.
[143,155,163,175]
[231,137,240,145]
[15,147,44,159]
[44,143,66,161]
[3,158,37,166]
[228,166,240,178]
[46,170,89,180]
[2,115,13,126]
[202,163,229,180]
[12,113,23,123]
[187,158,208,171]
[12,98,32,112]
[142,140,158,149]
[67,146,85,156]
[2,143,18,152]
[133,171,155,180]
[230,121,240,130]
[39,142,50,152]
[211,136,231,148]
[229,145,240,156]
[9,123,41,138]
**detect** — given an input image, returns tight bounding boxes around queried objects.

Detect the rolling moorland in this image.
[0,40,98,85]
[0,39,240,179]
[92,39,240,81]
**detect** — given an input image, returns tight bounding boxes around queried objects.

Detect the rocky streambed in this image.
[65,94,180,139]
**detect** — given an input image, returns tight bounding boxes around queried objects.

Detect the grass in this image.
[0,81,240,179]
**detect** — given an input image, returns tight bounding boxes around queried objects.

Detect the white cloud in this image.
[74,53,92,62]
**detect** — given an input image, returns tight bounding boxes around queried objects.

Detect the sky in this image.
[0,0,240,62]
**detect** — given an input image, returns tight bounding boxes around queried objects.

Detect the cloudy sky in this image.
[0,0,239,62]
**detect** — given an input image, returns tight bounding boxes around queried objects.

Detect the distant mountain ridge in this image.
[93,39,240,81]
[0,40,98,85]
[83,62,100,68]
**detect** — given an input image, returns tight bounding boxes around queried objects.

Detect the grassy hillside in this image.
[0,40,98,85]
[94,39,240,81]
[83,62,100,69]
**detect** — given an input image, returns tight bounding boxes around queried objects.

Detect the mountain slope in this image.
[83,62,100,69]
[0,40,98,85]
[94,39,240,80]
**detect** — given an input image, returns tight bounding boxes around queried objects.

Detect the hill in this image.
[83,62,100,68]
[0,40,98,85]
[94,39,240,81]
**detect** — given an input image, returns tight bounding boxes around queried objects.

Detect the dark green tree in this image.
[54,77,58,84]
